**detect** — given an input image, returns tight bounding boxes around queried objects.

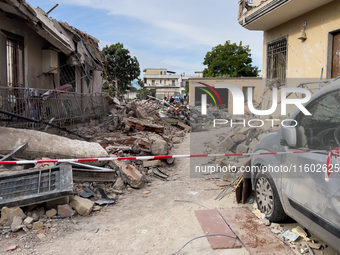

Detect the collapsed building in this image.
[0,0,108,128]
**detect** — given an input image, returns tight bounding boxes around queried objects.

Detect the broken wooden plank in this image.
[242,176,252,204]
[195,209,242,249]
[219,207,295,255]
[235,178,243,203]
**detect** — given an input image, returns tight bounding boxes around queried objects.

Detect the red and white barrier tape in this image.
[0,149,338,165]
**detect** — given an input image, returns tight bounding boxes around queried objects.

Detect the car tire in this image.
[255,172,288,222]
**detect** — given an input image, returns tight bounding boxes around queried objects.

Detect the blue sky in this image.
[28,0,263,77]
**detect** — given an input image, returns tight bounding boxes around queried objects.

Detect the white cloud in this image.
[56,0,264,75]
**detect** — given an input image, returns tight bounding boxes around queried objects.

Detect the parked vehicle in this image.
[251,78,340,251]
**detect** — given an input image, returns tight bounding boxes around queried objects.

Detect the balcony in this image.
[143,74,181,79]
[144,83,180,88]
[238,0,333,31]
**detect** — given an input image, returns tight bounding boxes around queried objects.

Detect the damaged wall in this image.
[0,0,105,93]
[0,10,56,89]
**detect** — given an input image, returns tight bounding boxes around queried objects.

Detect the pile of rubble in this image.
[0,96,193,244]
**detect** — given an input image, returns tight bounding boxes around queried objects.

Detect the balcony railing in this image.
[0,86,109,129]
[145,83,179,87]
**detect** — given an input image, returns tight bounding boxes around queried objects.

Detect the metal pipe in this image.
[66,161,115,171]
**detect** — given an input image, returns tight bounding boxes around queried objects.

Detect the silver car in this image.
[251,78,340,251]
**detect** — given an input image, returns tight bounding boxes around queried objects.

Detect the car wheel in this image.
[255,172,288,222]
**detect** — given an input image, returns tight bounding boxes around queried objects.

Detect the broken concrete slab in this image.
[70,196,94,216]
[219,137,236,151]
[143,160,162,168]
[0,127,108,166]
[175,131,185,137]
[112,178,126,190]
[149,134,168,155]
[110,158,144,188]
[172,137,181,144]
[0,207,26,226]
[127,118,164,133]
[58,204,75,217]
[232,134,246,144]
[24,217,34,225]
[11,216,23,232]
[236,144,249,154]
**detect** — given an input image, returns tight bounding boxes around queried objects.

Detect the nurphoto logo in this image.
[201,84,311,116]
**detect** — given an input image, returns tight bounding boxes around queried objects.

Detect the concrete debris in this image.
[0,96,192,247]
[143,160,162,168]
[32,222,44,230]
[45,209,57,218]
[23,217,34,225]
[11,216,23,232]
[70,196,94,216]
[0,207,26,226]
[292,226,310,241]
[110,157,144,189]
[58,204,76,217]
[112,178,126,190]
[0,127,108,166]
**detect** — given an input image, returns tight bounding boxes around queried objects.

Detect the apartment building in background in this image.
[143,68,181,99]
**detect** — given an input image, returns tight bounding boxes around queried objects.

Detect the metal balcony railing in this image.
[0,86,109,129]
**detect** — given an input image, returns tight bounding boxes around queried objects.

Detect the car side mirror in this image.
[282,126,297,147]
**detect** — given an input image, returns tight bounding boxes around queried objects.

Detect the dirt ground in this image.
[0,133,337,255]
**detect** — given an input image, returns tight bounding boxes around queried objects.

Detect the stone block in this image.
[0,207,26,226]
[58,204,76,217]
[70,196,94,216]
[143,160,162,168]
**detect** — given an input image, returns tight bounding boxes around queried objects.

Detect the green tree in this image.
[136,88,155,100]
[203,41,260,77]
[184,81,189,94]
[102,43,140,97]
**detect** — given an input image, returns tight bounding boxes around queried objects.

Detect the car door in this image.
[281,89,340,232]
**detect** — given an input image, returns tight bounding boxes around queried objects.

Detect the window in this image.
[152,80,155,86]
[160,71,162,75]
[0,31,24,87]
[242,86,255,103]
[172,80,175,86]
[295,90,340,150]
[267,37,287,83]
[160,80,162,84]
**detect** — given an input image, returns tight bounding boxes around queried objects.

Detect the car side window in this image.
[296,91,340,150]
